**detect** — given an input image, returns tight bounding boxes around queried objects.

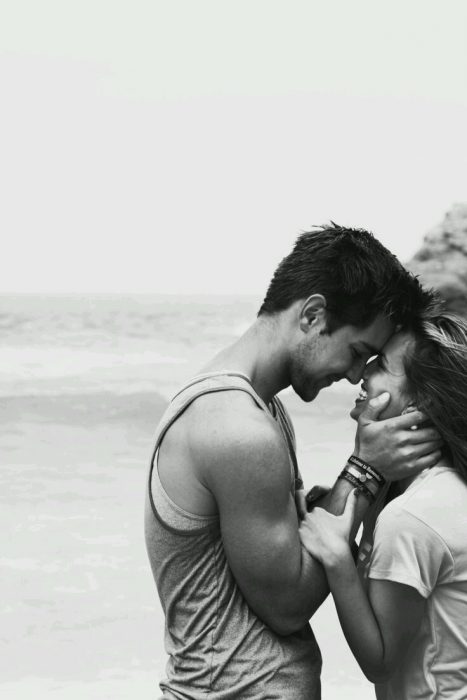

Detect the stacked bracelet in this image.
[347,455,385,486]
[338,470,376,503]
[344,465,380,497]
[338,454,386,503]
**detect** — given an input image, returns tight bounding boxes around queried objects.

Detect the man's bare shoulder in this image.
[184,389,281,448]
[184,390,290,485]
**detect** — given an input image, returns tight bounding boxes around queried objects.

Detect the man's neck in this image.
[201,317,290,405]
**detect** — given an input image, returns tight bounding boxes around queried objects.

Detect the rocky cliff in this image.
[407,203,467,315]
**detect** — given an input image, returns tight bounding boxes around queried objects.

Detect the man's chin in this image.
[293,384,319,403]
[304,381,334,402]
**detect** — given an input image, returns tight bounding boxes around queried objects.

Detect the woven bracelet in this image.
[338,470,376,503]
[344,464,380,497]
[347,455,386,485]
[339,471,375,503]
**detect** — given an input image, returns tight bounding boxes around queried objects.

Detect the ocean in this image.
[1,293,374,699]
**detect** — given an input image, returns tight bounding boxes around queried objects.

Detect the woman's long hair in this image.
[405,312,467,480]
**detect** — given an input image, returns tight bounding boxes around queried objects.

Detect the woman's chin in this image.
[350,402,365,421]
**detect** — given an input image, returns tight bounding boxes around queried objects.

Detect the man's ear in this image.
[299,294,327,333]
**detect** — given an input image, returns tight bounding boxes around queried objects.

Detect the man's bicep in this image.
[221,487,300,580]
[208,432,302,622]
[220,488,302,625]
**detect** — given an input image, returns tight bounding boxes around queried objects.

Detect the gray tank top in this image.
[145,371,322,699]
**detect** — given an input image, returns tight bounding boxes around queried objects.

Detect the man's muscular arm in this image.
[201,411,332,635]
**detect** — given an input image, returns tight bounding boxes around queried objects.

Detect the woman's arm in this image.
[299,490,425,682]
[325,551,424,681]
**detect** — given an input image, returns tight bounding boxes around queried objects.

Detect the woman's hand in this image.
[299,488,357,568]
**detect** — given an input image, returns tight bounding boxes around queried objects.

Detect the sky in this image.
[1,0,467,294]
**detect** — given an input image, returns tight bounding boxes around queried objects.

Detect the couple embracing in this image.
[145,224,467,699]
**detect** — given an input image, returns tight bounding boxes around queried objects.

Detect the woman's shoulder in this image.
[403,464,467,506]
[378,465,467,551]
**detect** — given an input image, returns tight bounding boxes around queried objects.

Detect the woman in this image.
[300,311,467,699]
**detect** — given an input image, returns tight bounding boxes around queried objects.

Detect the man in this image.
[145,224,441,699]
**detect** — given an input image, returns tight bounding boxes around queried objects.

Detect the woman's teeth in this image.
[357,389,367,401]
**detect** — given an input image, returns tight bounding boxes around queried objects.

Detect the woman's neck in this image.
[396,474,419,494]
[396,457,449,494]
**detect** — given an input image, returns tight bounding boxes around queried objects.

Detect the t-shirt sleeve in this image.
[368,505,452,598]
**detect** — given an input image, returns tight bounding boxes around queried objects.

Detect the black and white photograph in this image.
[2,1,467,698]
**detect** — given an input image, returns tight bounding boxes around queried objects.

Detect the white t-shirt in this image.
[359,466,467,700]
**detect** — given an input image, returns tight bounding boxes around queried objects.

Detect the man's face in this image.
[290,312,394,402]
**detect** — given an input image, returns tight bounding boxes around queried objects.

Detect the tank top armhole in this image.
[147,373,298,531]
[148,448,219,535]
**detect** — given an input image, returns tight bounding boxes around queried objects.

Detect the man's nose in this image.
[346,365,364,385]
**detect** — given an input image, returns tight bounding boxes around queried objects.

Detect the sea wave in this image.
[0,293,260,397]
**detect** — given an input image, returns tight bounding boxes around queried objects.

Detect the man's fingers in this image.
[410,439,443,456]
[382,410,427,430]
[408,440,443,459]
[407,427,441,444]
[407,450,443,471]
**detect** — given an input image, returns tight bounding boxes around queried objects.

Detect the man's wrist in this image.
[353,448,382,472]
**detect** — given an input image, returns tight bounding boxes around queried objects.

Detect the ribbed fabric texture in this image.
[145,372,321,699]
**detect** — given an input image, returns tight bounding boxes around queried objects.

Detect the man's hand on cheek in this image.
[354,391,443,481]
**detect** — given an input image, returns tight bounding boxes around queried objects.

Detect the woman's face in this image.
[350,331,415,422]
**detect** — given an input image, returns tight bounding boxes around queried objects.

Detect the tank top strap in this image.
[271,395,302,490]
[152,372,268,452]
[272,395,296,446]
[150,371,299,489]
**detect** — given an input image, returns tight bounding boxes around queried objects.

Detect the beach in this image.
[2,294,375,699]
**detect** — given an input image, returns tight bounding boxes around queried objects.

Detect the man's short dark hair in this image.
[258,223,433,330]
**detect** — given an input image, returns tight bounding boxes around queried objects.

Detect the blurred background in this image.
[2,1,467,698]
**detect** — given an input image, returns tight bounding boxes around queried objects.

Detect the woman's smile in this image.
[355,384,368,404]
